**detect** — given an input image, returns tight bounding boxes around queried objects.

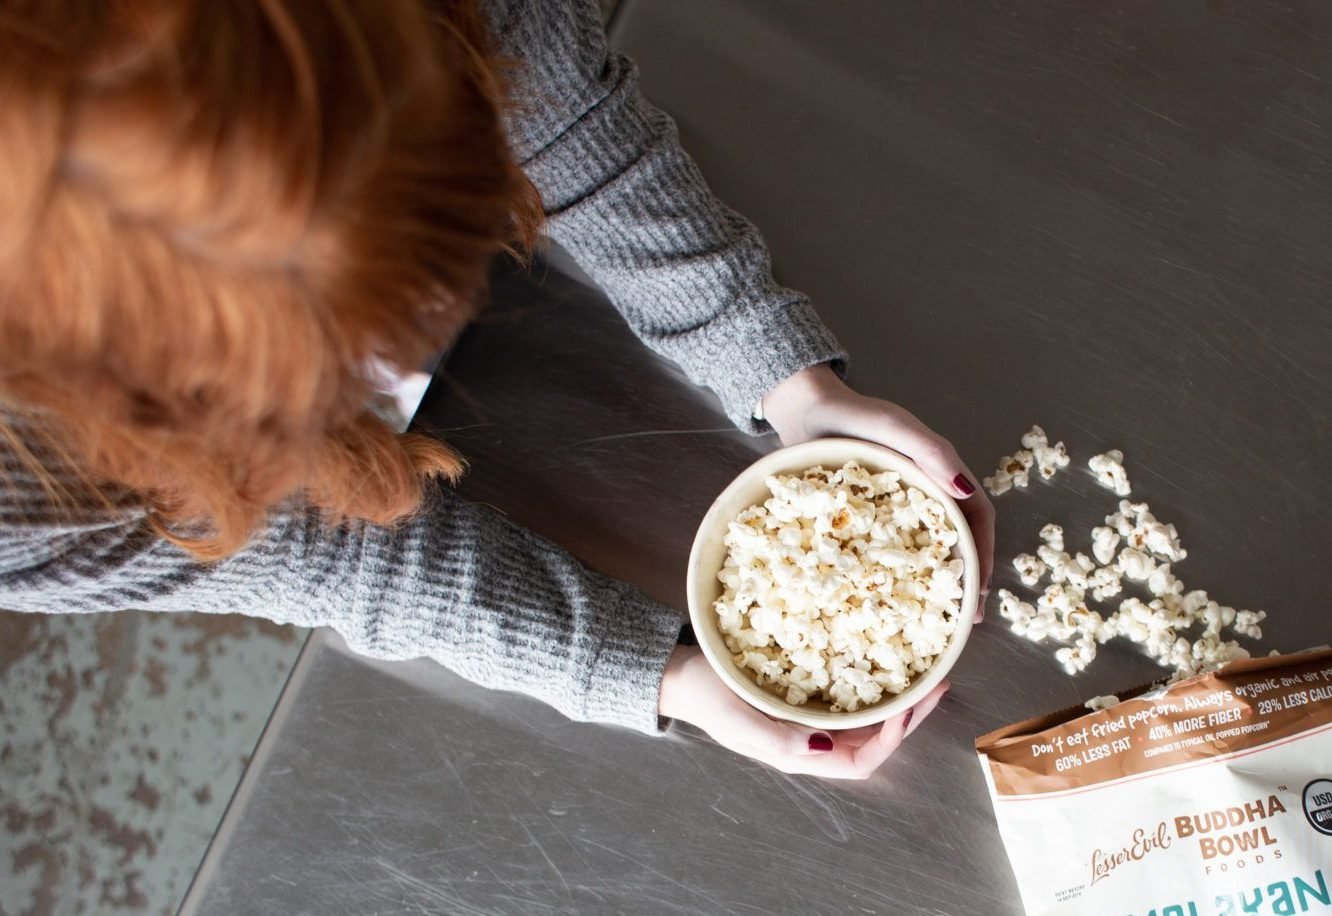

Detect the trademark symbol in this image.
[1278,785,1289,791]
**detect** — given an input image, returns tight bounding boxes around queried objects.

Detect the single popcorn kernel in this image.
[1088,449,1132,496]
[1038,523,1064,552]
[713,461,962,712]
[1012,553,1047,588]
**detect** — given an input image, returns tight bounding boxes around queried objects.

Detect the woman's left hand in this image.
[659,645,950,779]
[761,364,994,620]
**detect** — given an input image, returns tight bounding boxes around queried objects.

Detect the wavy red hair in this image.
[0,0,541,559]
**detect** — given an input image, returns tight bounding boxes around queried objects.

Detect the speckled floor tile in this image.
[0,611,304,916]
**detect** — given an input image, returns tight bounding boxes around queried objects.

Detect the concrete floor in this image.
[0,611,303,916]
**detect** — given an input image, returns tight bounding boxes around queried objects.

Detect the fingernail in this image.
[903,708,915,730]
[953,474,975,496]
[808,733,834,752]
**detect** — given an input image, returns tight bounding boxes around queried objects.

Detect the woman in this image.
[0,0,993,779]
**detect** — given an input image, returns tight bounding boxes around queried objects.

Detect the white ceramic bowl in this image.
[685,438,979,729]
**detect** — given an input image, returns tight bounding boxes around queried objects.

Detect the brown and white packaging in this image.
[976,649,1332,915]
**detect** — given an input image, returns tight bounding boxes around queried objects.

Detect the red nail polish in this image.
[953,474,975,496]
[903,708,915,730]
[808,733,834,752]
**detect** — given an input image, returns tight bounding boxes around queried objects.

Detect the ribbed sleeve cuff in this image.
[579,578,685,736]
[701,299,849,436]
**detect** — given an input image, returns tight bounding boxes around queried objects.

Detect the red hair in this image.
[0,0,541,559]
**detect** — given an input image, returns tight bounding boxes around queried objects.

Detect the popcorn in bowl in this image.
[712,461,964,713]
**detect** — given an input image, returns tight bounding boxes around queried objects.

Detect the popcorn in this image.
[1091,526,1120,566]
[985,426,1073,495]
[983,429,1270,680]
[1233,609,1266,640]
[998,589,1038,633]
[1012,553,1047,588]
[1087,565,1124,602]
[1183,634,1250,677]
[1019,427,1048,451]
[1002,491,1265,680]
[984,452,1033,495]
[1027,582,1108,672]
[1036,582,1079,620]
[1021,425,1073,481]
[1088,450,1132,497]
[1085,695,1120,711]
[1039,523,1065,552]
[1066,553,1096,591]
[1106,500,1187,563]
[983,471,1013,497]
[1115,547,1158,582]
[715,461,961,713]
[1146,564,1183,599]
[1033,543,1095,594]
[1037,543,1070,580]
[1056,634,1098,674]
[1193,595,1234,637]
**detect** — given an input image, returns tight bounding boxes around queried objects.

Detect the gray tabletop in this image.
[179,2,1332,914]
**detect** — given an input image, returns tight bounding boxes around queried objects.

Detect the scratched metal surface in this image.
[180,2,1332,914]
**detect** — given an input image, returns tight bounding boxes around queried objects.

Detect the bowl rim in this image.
[685,437,979,729]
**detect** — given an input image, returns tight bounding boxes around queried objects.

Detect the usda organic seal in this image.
[1302,778,1332,836]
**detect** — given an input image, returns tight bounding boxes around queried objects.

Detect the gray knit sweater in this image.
[0,0,846,735]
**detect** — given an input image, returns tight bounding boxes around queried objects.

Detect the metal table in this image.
[179,2,1332,913]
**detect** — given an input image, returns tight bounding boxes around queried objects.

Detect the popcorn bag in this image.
[976,649,1332,916]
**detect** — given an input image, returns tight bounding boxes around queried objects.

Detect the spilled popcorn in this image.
[988,427,1267,680]
[1088,449,1132,496]
[714,461,963,712]
[998,501,1264,678]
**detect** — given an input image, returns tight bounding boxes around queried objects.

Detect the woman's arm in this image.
[488,1,994,599]
[489,0,847,433]
[1,447,683,735]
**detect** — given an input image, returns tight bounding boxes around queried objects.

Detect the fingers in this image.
[862,679,949,761]
[865,406,995,611]
[873,412,977,502]
[902,679,949,738]
[827,723,884,748]
[806,395,995,607]
[770,681,951,780]
[727,702,842,758]
[735,715,884,762]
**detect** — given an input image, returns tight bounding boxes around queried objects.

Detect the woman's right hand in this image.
[657,645,949,779]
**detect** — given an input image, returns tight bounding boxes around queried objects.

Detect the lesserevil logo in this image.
[1089,822,1172,885]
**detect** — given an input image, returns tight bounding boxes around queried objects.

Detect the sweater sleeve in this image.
[489,0,848,433]
[0,472,685,736]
